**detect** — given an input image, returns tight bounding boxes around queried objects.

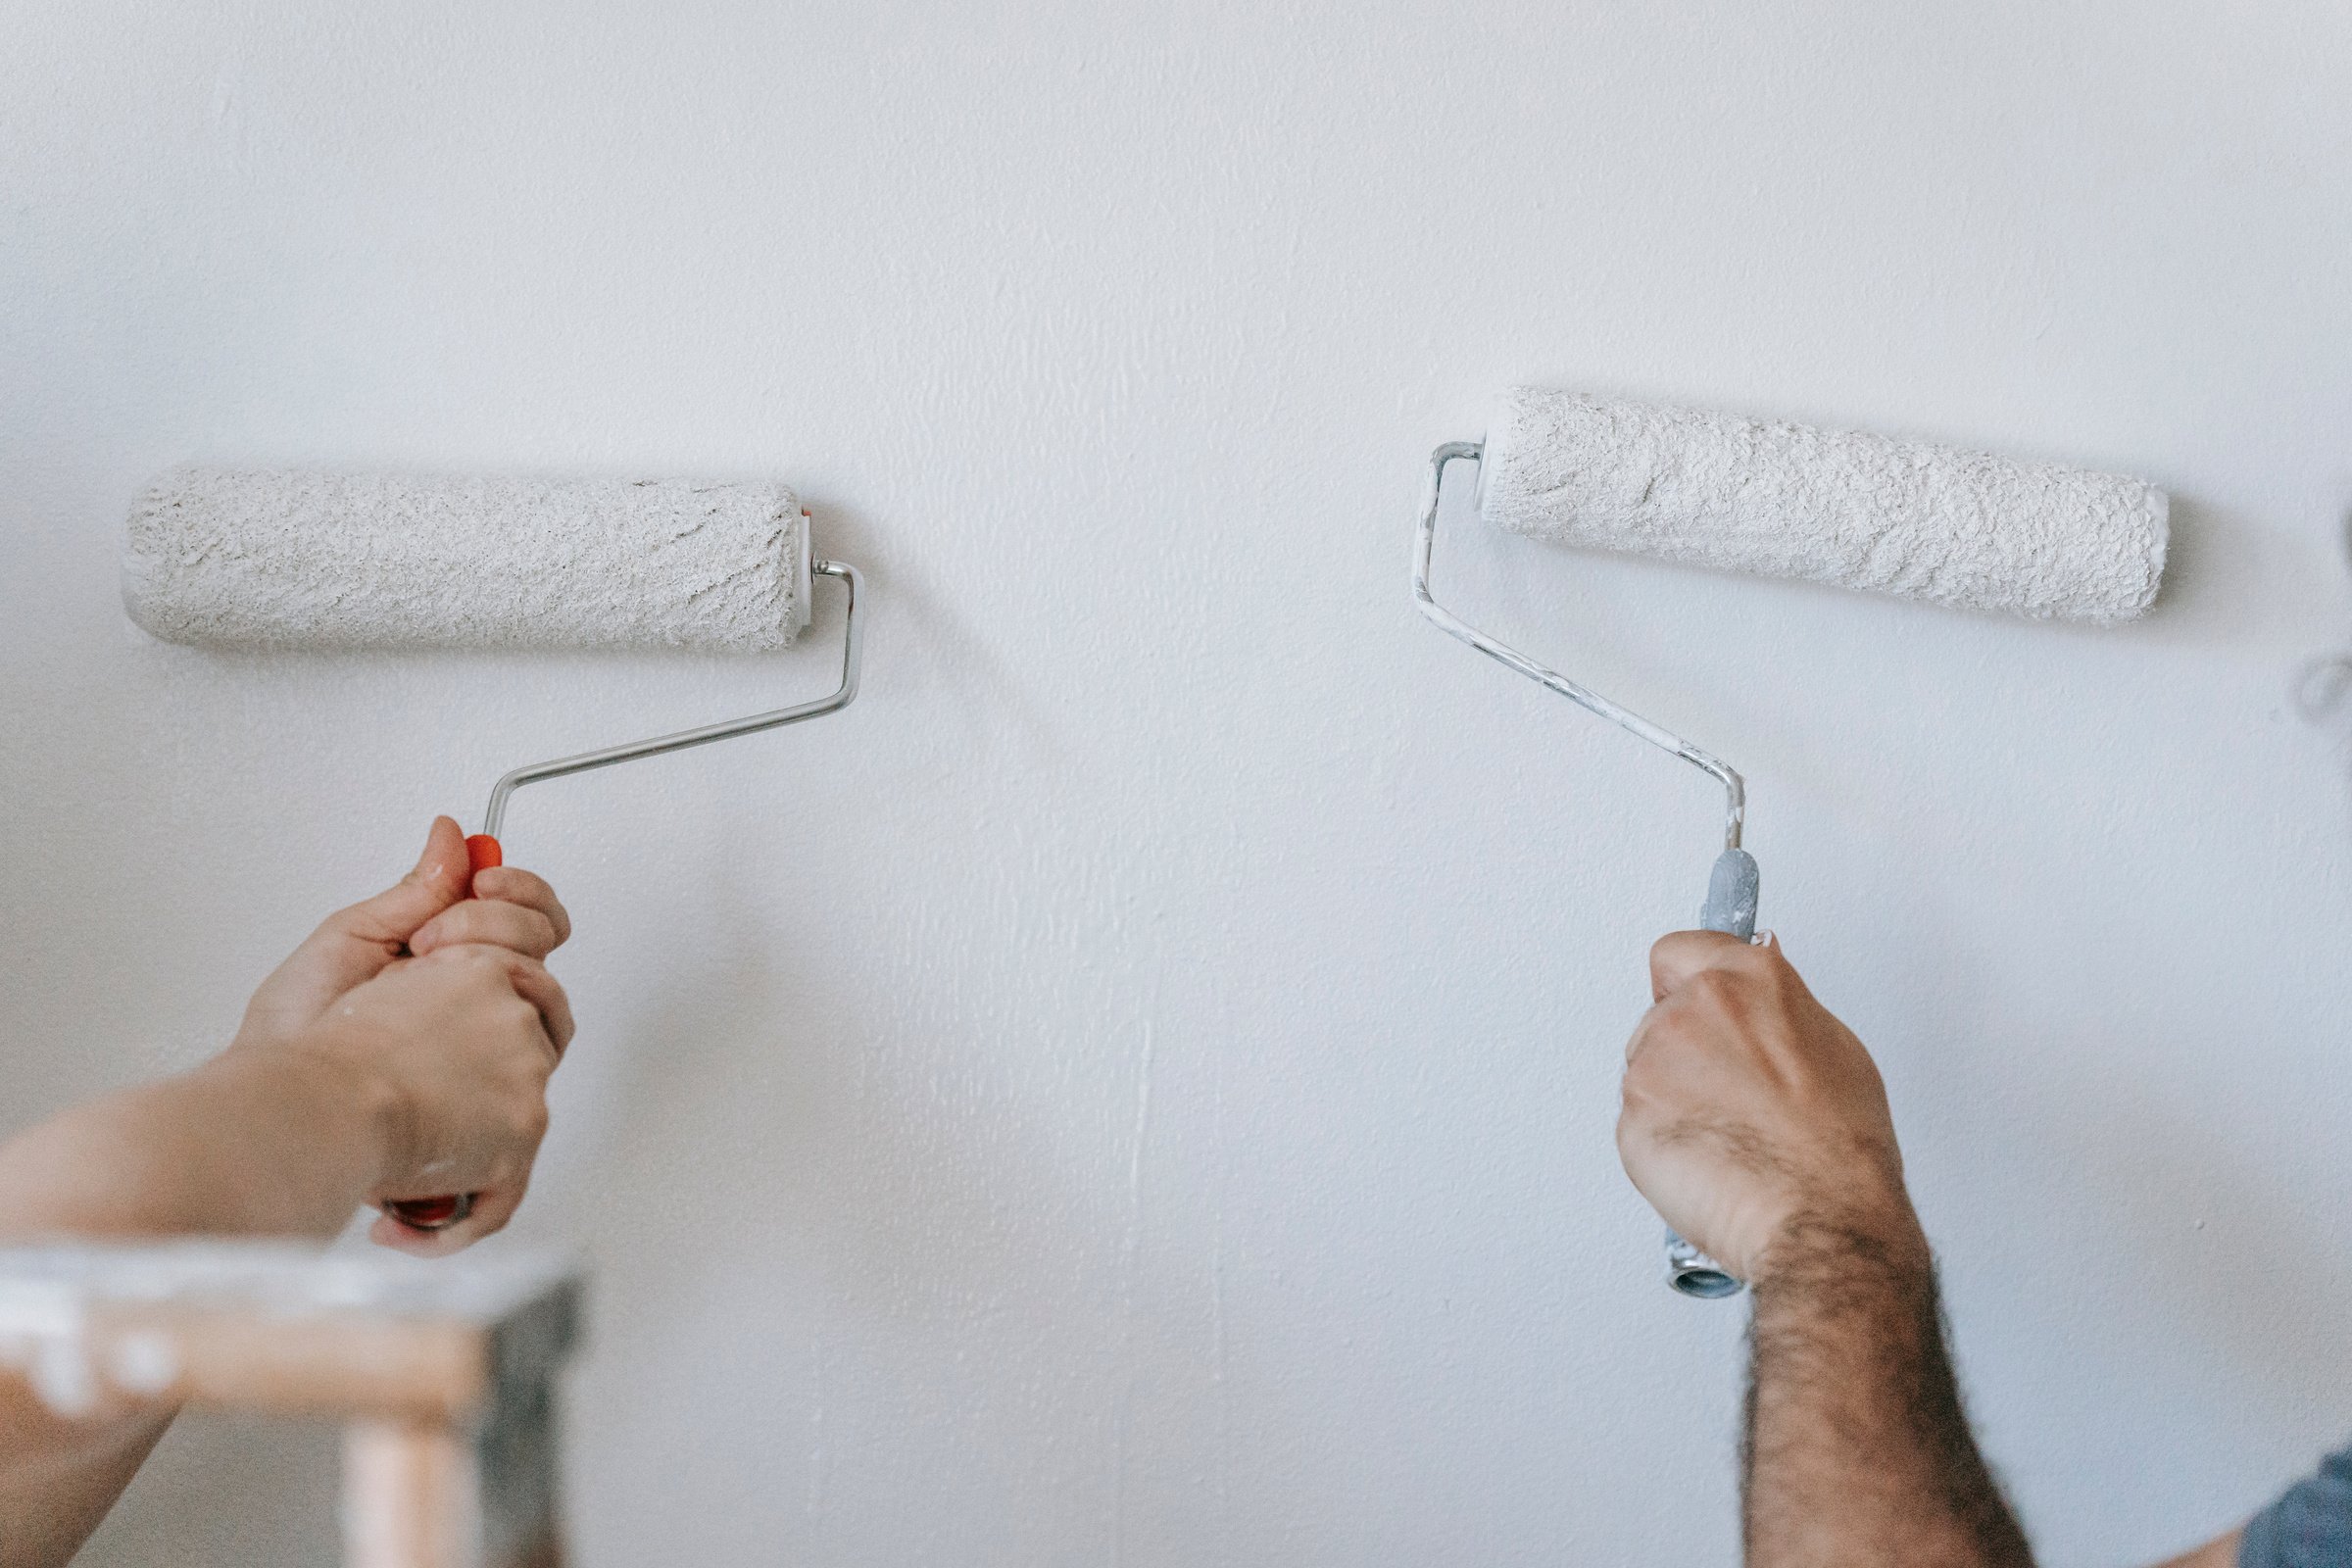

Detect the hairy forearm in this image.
[1745,1218,2033,1568]
[0,1042,390,1244]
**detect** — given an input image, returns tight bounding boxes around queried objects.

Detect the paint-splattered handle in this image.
[1698,847,1759,943]
[1663,848,1762,1299]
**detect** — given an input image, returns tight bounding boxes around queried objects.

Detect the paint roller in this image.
[122,466,864,1232]
[1412,389,2167,1298]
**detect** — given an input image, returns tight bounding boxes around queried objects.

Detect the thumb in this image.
[236,818,478,1050]
[330,816,475,952]
[1647,928,1766,1002]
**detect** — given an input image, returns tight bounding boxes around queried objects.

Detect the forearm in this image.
[0,1042,391,1243]
[0,1042,397,1567]
[1745,1217,2033,1568]
[0,1391,172,1568]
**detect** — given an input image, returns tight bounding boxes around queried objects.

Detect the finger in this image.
[449,946,575,1055]
[448,1180,528,1243]
[1622,1004,1737,1091]
[368,1209,453,1254]
[241,821,478,1034]
[409,899,561,961]
[469,866,571,950]
[504,955,574,1055]
[1649,928,1772,1002]
[1625,999,1664,1065]
[318,817,475,956]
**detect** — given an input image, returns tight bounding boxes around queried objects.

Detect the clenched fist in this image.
[303,940,572,1252]
[1617,931,1924,1284]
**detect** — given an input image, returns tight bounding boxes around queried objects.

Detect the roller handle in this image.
[380,832,505,1235]
[1662,847,1760,1300]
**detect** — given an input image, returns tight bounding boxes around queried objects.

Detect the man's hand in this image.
[1617,929,1922,1284]
[234,816,571,1054]
[1622,931,2035,1566]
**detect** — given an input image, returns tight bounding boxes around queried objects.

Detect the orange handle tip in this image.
[466,834,503,874]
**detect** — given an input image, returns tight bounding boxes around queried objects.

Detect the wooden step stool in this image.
[0,1243,583,1568]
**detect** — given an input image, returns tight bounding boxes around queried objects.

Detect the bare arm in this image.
[0,1039,405,1567]
[1618,931,2237,1568]
[1743,1217,2029,1564]
[0,1041,398,1243]
[0,819,574,1568]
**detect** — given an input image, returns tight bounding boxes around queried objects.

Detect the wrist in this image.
[1749,1196,1931,1292]
[223,1023,407,1196]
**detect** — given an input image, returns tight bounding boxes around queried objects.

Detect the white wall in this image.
[7,3,2351,1562]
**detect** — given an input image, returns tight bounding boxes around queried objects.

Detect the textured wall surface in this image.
[6,4,2352,1563]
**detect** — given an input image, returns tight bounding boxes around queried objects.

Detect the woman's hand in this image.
[0,825,574,1250]
[234,817,570,1054]
[221,822,576,1250]
[289,941,574,1253]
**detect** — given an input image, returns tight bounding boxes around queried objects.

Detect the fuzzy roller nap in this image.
[1479,390,2167,623]
[123,466,814,652]
[119,462,863,1236]
[1412,389,2169,1299]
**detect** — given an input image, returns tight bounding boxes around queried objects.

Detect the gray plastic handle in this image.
[1664,847,1760,1299]
[1699,847,1759,942]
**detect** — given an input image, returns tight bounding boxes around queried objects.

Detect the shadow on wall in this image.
[795,491,1064,764]
[2289,512,2352,736]
[2146,492,2332,653]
